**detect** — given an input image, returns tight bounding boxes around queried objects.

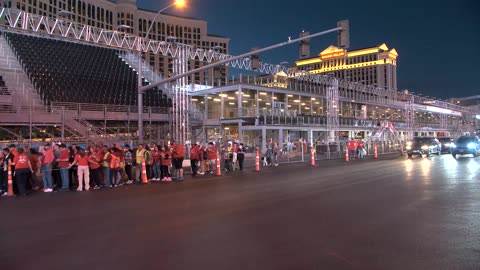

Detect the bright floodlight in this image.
[175,0,186,7]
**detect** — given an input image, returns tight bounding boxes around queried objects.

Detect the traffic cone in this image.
[216,151,221,176]
[311,148,315,166]
[345,148,349,162]
[374,144,378,159]
[141,157,148,183]
[7,164,14,196]
[255,150,260,172]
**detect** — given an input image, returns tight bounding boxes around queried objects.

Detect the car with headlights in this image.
[438,137,454,154]
[406,137,441,158]
[451,136,480,158]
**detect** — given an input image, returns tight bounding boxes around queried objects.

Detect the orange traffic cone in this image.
[141,157,148,183]
[7,163,14,196]
[374,144,378,159]
[255,150,260,172]
[216,151,221,176]
[311,148,315,166]
[345,148,349,162]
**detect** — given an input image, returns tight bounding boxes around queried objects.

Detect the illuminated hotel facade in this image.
[1,0,230,85]
[295,44,398,91]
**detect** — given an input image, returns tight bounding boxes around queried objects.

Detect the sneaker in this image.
[118,183,124,186]
[198,172,205,175]
[1,192,8,196]
[166,177,172,182]
[46,188,53,192]
[161,177,167,181]
[93,186,101,190]
[77,188,82,192]
[126,180,133,185]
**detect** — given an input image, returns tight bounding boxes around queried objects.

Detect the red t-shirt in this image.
[207,146,217,160]
[348,141,357,150]
[152,151,161,162]
[160,151,172,166]
[42,149,55,164]
[88,152,101,170]
[190,145,200,160]
[30,154,39,172]
[14,154,30,169]
[74,154,89,166]
[57,149,70,168]
[171,144,184,159]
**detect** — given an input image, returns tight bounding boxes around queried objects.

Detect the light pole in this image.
[137,0,185,144]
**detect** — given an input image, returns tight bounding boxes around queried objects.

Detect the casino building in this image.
[295,43,398,91]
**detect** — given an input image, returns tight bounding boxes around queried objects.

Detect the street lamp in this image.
[137,0,186,144]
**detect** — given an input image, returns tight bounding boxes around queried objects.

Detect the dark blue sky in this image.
[138,0,480,99]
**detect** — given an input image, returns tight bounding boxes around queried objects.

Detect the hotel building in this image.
[295,43,398,91]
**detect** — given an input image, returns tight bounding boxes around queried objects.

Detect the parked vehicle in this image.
[438,137,454,154]
[451,136,480,158]
[406,137,441,158]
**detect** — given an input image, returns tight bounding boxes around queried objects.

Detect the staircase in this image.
[120,51,165,89]
[0,34,43,106]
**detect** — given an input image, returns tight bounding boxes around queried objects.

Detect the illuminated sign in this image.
[321,51,345,59]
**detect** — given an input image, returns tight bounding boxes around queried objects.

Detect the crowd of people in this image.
[347,138,366,160]
[0,140,249,197]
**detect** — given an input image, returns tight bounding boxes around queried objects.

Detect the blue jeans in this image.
[153,162,161,179]
[103,167,111,186]
[110,170,122,186]
[60,167,69,190]
[41,164,53,189]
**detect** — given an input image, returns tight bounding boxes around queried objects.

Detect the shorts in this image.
[173,158,184,169]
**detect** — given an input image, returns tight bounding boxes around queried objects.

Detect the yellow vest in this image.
[136,149,145,164]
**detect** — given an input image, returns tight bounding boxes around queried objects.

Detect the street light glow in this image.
[175,0,186,7]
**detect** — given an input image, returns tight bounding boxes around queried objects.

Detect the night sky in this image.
[138,0,480,99]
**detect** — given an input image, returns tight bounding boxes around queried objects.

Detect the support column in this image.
[238,121,243,143]
[262,127,267,153]
[279,128,284,147]
[308,129,313,147]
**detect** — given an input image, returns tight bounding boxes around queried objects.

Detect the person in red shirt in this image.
[207,142,217,174]
[56,144,70,191]
[69,148,90,191]
[88,146,101,189]
[109,148,122,187]
[198,144,207,175]
[190,143,200,177]
[347,138,357,160]
[152,145,162,181]
[29,147,41,190]
[357,139,365,159]
[160,145,172,181]
[12,148,33,196]
[170,140,184,180]
[41,143,55,192]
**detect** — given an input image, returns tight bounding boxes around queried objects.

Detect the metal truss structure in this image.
[326,78,339,143]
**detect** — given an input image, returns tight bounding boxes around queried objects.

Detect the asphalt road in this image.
[1,153,480,270]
